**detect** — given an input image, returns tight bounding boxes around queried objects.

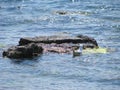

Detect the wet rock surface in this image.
[19,35,98,46]
[3,43,43,59]
[3,35,98,59]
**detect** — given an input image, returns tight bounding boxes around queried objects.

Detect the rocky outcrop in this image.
[3,43,43,59]
[3,35,98,59]
[19,35,98,47]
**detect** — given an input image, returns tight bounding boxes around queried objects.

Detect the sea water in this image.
[0,0,120,90]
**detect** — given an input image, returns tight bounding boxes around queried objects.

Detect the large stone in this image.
[19,35,98,47]
[3,43,43,59]
[3,35,98,59]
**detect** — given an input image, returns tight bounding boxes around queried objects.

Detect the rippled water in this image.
[0,0,120,90]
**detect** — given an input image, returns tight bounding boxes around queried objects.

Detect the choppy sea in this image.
[0,0,120,90]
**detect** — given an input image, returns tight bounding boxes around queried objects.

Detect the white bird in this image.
[73,44,83,56]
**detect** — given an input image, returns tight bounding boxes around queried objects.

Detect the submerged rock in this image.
[53,10,91,16]
[54,11,68,15]
[3,35,98,59]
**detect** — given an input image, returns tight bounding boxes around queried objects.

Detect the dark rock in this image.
[19,35,98,47]
[56,11,67,15]
[3,35,98,59]
[76,35,98,47]
[3,43,43,59]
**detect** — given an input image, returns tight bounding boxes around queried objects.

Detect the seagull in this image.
[73,44,83,56]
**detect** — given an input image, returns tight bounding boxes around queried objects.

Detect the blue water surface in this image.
[0,0,120,90]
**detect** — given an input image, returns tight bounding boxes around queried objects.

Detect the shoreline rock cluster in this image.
[3,35,98,59]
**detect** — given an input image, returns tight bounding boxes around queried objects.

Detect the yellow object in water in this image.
[0,44,5,48]
[83,47,108,54]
